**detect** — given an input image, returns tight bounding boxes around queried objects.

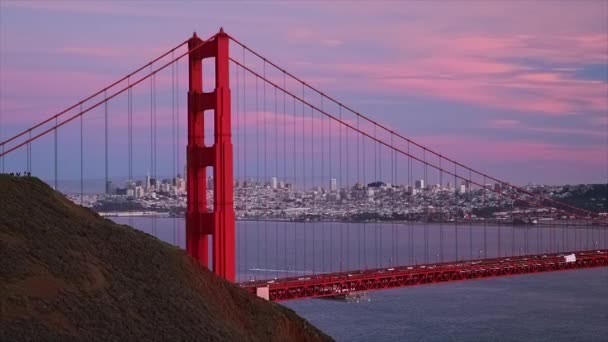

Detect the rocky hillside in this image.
[0,175,332,341]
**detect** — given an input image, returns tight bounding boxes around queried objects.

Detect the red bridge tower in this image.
[186,29,235,282]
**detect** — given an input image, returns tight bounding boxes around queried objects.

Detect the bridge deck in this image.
[239,250,608,301]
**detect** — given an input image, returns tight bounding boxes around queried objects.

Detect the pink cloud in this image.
[272,4,607,117]
[319,60,606,116]
[56,46,124,58]
[487,118,604,138]
[518,73,562,82]
[489,119,520,128]
[414,134,605,167]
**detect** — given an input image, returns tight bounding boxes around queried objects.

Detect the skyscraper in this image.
[271,177,278,189]
[330,178,337,192]
[415,179,425,190]
[145,170,151,191]
[105,180,113,195]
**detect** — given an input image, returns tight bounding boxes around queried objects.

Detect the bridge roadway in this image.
[240,250,608,301]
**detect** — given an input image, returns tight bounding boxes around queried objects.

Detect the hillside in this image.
[0,175,331,341]
[550,184,607,212]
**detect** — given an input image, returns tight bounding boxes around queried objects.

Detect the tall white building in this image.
[460,184,467,194]
[461,180,469,193]
[330,178,337,192]
[135,186,145,199]
[415,179,425,190]
[271,177,278,189]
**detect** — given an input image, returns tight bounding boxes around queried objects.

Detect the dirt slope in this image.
[0,175,332,341]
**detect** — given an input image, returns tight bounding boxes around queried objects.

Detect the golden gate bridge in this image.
[1,29,606,301]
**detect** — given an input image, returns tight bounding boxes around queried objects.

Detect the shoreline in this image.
[99,212,603,227]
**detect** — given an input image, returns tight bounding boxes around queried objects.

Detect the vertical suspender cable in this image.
[469,169,473,260]
[483,176,487,258]
[282,71,287,279]
[105,91,109,201]
[440,159,444,262]
[153,72,157,236]
[54,117,58,190]
[175,56,179,247]
[455,163,458,261]
[499,190,503,257]
[346,109,351,269]
[378,127,383,267]
[301,83,306,275]
[511,198,515,256]
[275,85,279,280]
[408,141,412,264]
[292,95,296,275]
[356,114,361,270]
[80,104,83,205]
[234,60,239,278]
[128,77,133,228]
[424,149,428,264]
[561,210,565,253]
[587,211,590,250]
[363,120,366,269]
[255,75,260,278]
[172,52,177,246]
[321,98,325,272]
[263,62,268,274]
[390,133,395,266]
[537,200,541,253]
[241,49,249,272]
[310,104,315,275]
[175,54,179,246]
[339,105,343,272]
[329,98,333,272]
[27,130,31,173]
[149,70,155,235]
[374,124,378,268]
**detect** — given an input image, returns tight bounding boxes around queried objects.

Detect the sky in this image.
[0,1,607,186]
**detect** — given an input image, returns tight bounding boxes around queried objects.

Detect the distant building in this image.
[271,177,278,189]
[330,178,337,192]
[135,186,145,199]
[406,185,415,195]
[145,171,151,191]
[105,180,114,195]
[353,182,365,190]
[415,179,425,190]
[461,180,470,192]
[176,176,185,192]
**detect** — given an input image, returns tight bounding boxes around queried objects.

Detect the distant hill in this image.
[550,184,607,212]
[0,175,331,341]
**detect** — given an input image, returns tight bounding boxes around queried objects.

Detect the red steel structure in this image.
[186,29,235,282]
[241,251,608,301]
